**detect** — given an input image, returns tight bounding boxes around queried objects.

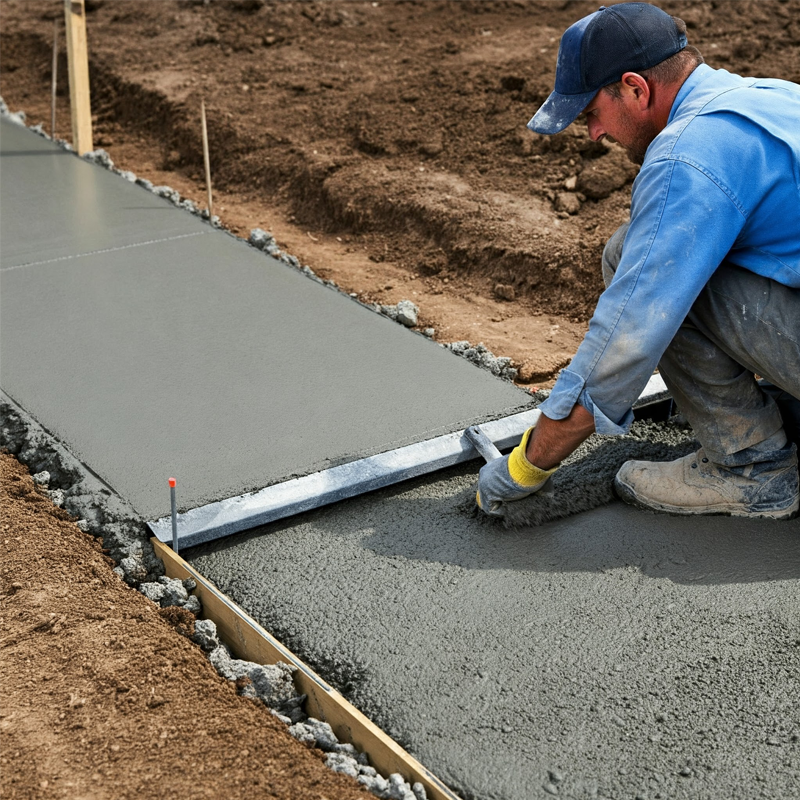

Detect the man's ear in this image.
[621,72,651,108]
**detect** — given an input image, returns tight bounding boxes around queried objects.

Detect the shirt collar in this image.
[667,63,714,125]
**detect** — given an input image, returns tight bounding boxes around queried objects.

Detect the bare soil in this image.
[0,452,372,799]
[4,0,797,385]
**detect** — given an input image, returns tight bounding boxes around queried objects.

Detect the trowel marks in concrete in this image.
[0,119,530,520]
[188,448,800,800]
[501,419,697,527]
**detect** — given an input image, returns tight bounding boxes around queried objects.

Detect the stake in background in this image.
[64,0,93,154]
[169,478,178,555]
[201,100,214,220]
[51,18,58,138]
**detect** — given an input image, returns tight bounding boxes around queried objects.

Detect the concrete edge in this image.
[149,375,672,548]
[148,409,543,548]
[154,538,463,800]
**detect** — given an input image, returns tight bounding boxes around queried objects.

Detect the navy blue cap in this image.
[529,3,687,135]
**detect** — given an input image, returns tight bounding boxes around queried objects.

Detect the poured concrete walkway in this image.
[4,118,799,800]
[0,119,531,520]
[189,463,800,800]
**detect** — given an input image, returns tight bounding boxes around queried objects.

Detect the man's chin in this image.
[625,146,646,166]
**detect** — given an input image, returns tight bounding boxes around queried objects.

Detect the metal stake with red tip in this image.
[168,477,178,554]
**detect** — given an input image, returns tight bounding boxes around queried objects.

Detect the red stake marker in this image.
[169,477,178,554]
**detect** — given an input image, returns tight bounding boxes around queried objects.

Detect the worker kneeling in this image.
[477,3,800,520]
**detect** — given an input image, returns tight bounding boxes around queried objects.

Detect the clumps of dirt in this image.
[158,605,196,637]
[577,146,640,201]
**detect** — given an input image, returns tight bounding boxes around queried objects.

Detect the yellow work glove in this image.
[475,427,557,517]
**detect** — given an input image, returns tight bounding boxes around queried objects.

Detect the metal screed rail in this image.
[149,375,669,548]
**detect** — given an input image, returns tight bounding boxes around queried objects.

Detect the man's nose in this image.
[586,115,605,142]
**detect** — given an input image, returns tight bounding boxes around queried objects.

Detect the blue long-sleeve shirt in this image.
[539,64,800,434]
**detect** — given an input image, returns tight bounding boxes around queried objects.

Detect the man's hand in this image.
[476,427,557,517]
[476,404,596,517]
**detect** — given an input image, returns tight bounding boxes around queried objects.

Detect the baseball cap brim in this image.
[527,87,598,135]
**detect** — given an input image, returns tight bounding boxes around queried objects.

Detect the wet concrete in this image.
[0,119,206,267]
[1,119,530,520]
[188,460,800,800]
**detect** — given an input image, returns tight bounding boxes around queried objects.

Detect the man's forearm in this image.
[525,403,595,470]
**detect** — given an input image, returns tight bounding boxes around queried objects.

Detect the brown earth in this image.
[0,451,373,800]
[3,0,797,386]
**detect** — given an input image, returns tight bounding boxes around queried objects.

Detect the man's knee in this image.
[602,222,630,288]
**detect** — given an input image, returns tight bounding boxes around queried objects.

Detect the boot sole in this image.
[613,476,800,520]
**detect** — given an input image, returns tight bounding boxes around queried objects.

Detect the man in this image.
[477,2,800,519]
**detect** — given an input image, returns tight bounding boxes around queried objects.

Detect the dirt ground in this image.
[3,0,798,385]
[0,452,373,800]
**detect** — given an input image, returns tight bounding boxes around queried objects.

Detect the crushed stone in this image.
[444,340,518,382]
[208,643,305,721]
[395,300,419,328]
[31,470,50,486]
[46,488,66,507]
[191,618,220,652]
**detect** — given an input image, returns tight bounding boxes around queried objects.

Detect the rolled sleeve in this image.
[539,368,634,435]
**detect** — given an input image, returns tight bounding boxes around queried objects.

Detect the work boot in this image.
[614,445,799,519]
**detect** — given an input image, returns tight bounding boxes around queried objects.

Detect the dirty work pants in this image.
[603,222,800,464]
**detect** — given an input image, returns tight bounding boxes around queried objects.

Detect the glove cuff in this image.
[508,427,557,487]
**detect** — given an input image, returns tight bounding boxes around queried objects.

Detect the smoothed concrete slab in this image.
[0,121,531,520]
[0,119,207,268]
[187,464,800,800]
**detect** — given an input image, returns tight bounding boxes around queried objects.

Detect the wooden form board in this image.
[64,0,93,154]
[153,539,461,800]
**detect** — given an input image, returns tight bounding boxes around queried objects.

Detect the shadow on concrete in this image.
[353,493,800,587]
[193,466,800,589]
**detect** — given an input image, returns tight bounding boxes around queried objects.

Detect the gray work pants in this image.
[603,222,800,465]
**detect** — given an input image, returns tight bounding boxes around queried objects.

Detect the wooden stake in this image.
[51,18,58,138]
[201,99,213,220]
[64,0,93,154]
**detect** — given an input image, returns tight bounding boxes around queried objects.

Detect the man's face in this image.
[582,86,658,166]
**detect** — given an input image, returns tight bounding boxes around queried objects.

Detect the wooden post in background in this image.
[64,0,93,154]
[51,18,58,138]
[201,100,213,219]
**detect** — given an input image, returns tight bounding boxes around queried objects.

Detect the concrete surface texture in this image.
[188,462,800,800]
[0,119,531,520]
